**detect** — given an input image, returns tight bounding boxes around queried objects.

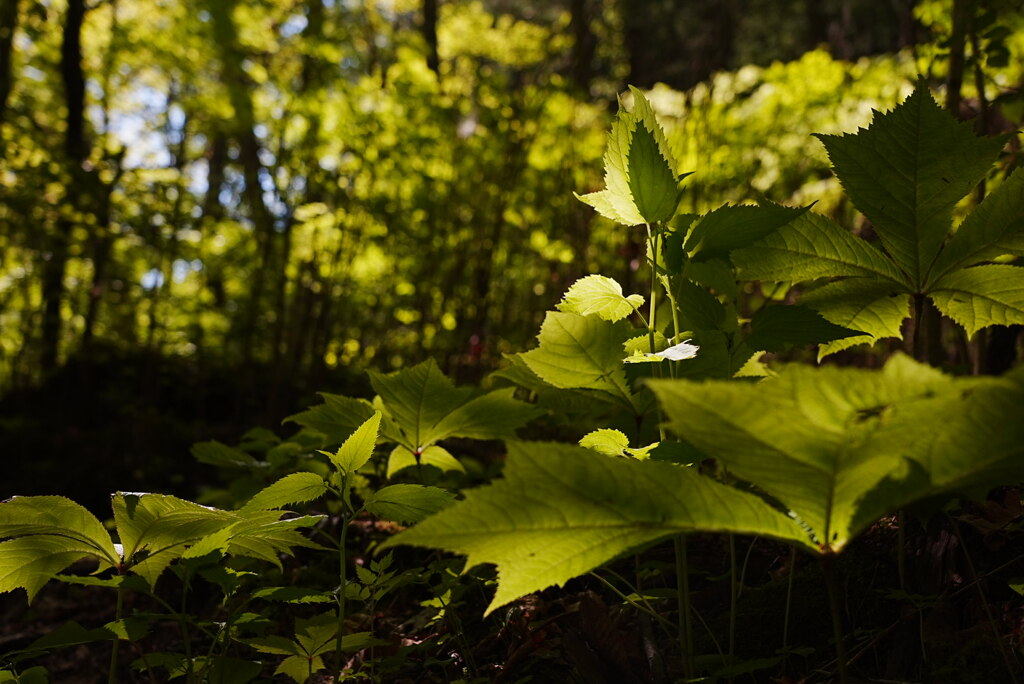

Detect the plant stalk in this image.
[675,534,694,680]
[728,534,737,679]
[108,584,124,684]
[782,546,797,655]
[335,510,350,682]
[821,552,849,684]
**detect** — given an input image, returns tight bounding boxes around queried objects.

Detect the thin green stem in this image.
[589,571,674,630]
[108,584,124,684]
[897,511,907,592]
[181,578,195,684]
[727,535,737,680]
[645,224,658,354]
[821,553,849,684]
[781,546,797,655]
[675,535,694,680]
[335,509,350,682]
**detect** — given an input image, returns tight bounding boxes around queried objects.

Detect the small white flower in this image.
[655,339,700,361]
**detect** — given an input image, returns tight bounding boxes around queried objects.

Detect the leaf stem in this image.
[589,570,674,630]
[108,583,124,684]
[335,508,350,683]
[728,535,739,679]
[821,552,849,684]
[781,546,797,656]
[675,534,694,680]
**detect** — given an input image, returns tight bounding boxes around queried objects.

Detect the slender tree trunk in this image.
[947,0,968,116]
[41,0,87,370]
[569,0,594,92]
[422,0,439,75]
[0,0,20,128]
[209,0,277,364]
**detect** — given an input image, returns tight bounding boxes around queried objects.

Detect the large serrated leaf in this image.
[238,472,328,514]
[0,536,102,601]
[929,168,1024,281]
[112,493,237,585]
[191,441,259,469]
[0,496,119,566]
[651,355,982,553]
[556,274,645,322]
[520,311,636,408]
[746,304,864,353]
[364,484,455,524]
[627,115,679,223]
[733,212,907,285]
[576,87,680,226]
[685,203,809,262]
[801,279,910,359]
[930,264,1024,337]
[369,359,473,451]
[816,82,1007,287]
[327,412,381,475]
[428,387,541,443]
[284,393,377,444]
[381,442,811,615]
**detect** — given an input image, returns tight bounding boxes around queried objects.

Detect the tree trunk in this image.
[569,0,594,92]
[208,0,278,364]
[422,0,439,75]
[0,0,20,128]
[41,0,87,370]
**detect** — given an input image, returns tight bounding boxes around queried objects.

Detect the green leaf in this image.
[627,93,680,223]
[364,484,456,524]
[623,339,700,364]
[801,279,910,359]
[686,258,737,295]
[576,87,680,226]
[579,429,655,459]
[0,496,119,567]
[675,279,728,330]
[191,441,259,469]
[204,656,262,684]
[386,445,465,478]
[733,212,907,285]
[381,442,810,614]
[244,635,302,656]
[929,265,1024,337]
[685,203,809,262]
[326,412,381,475]
[238,472,328,513]
[252,586,334,604]
[578,429,630,456]
[815,82,1007,286]
[651,355,956,553]
[929,168,1024,280]
[371,359,535,451]
[428,387,541,443]
[867,372,1024,503]
[294,612,337,656]
[746,304,864,353]
[0,536,103,601]
[556,274,644,322]
[111,493,237,586]
[275,656,319,684]
[284,393,376,444]
[520,311,636,408]
[629,86,679,175]
[623,331,669,357]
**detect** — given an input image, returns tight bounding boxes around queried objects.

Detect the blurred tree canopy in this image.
[1,0,1023,410]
